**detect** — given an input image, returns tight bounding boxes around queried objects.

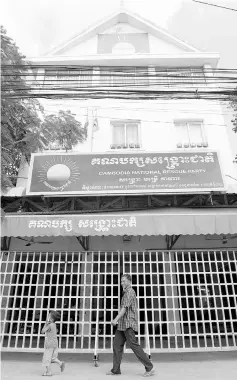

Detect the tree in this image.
[1,26,86,190]
[41,110,85,151]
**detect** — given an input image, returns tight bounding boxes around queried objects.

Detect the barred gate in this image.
[1,250,237,353]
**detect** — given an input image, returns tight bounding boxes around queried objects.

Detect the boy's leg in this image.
[42,348,53,375]
[124,328,153,372]
[51,348,65,372]
[111,330,126,374]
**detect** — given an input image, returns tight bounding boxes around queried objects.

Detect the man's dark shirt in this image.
[117,284,138,331]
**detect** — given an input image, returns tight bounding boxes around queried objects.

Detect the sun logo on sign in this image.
[37,156,80,191]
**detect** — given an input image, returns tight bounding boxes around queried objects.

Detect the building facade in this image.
[1,9,237,358]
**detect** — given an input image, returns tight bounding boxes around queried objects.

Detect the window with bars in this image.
[111,120,140,149]
[44,69,93,88]
[175,121,208,148]
[100,67,149,87]
[154,68,206,88]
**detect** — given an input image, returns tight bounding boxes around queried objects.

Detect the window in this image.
[154,67,206,88]
[175,121,208,148]
[100,67,149,87]
[44,68,93,88]
[111,121,140,149]
[112,42,136,55]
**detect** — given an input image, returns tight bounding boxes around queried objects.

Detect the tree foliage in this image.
[41,110,85,151]
[1,26,86,190]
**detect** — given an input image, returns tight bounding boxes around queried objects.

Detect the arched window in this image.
[112,42,136,54]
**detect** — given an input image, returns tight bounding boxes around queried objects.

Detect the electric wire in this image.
[2,65,237,100]
[192,0,237,12]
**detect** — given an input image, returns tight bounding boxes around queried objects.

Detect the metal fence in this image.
[1,250,237,353]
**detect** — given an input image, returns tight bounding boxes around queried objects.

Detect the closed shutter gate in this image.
[1,250,237,353]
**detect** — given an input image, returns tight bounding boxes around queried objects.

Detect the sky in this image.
[1,0,184,57]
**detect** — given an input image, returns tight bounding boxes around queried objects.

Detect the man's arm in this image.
[111,307,126,326]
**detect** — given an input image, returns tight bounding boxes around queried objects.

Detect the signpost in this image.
[26,151,225,196]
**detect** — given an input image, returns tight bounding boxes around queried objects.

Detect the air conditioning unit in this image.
[183,143,190,148]
[176,143,182,148]
[190,143,196,148]
[203,142,208,147]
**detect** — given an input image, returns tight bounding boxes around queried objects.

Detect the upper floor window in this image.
[44,68,93,88]
[112,42,136,54]
[154,67,206,87]
[111,120,140,149]
[175,121,208,148]
[100,67,149,87]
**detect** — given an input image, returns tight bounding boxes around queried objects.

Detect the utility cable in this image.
[192,0,237,12]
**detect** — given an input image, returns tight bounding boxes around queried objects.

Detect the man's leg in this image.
[111,330,126,374]
[124,328,153,372]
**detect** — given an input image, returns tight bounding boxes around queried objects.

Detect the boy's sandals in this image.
[60,362,65,372]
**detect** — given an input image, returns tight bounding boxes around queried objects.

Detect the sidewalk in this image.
[1,351,237,380]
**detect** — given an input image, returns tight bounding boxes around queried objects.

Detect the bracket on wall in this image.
[165,235,181,250]
[76,236,89,251]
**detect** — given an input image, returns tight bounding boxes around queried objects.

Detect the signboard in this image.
[26,151,225,196]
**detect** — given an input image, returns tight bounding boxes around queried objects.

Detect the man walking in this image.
[106,274,155,377]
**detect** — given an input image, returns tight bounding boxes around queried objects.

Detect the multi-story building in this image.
[1,8,237,359]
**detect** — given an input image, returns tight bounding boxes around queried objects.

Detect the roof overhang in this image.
[29,52,220,68]
[2,208,237,237]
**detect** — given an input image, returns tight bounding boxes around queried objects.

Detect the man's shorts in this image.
[42,347,58,367]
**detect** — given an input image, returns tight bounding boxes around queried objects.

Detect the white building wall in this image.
[59,36,97,56]
[89,99,236,189]
[149,35,184,54]
[16,97,237,191]
[101,23,145,34]
[57,26,188,56]
[8,234,237,252]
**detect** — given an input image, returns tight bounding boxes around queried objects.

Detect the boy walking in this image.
[42,310,65,376]
[106,274,155,377]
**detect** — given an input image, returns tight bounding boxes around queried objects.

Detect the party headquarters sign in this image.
[26,151,225,195]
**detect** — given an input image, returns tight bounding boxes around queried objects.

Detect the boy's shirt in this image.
[43,322,58,349]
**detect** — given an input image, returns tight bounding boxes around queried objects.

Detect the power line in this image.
[192,0,237,12]
[41,101,234,116]
[2,65,237,100]
[40,109,229,126]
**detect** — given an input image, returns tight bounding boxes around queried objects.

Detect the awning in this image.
[1,208,237,237]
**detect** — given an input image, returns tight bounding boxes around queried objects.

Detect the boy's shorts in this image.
[42,347,58,367]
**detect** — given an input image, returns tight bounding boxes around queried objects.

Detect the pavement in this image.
[1,351,237,380]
